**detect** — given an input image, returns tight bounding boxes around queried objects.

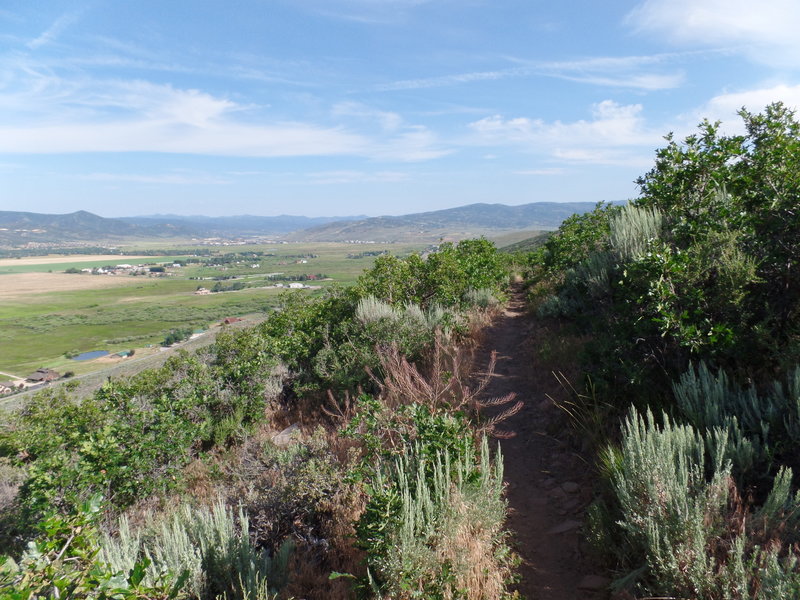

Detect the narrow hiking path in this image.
[475,286,609,600]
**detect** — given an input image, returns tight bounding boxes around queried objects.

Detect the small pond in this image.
[72,350,110,361]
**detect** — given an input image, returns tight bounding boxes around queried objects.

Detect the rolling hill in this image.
[0,202,612,247]
[285,202,609,242]
[0,210,196,246]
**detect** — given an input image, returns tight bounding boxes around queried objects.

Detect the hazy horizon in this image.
[1,200,611,221]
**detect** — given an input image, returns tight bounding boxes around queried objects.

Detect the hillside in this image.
[499,232,550,253]
[0,203,610,248]
[0,210,201,246]
[286,201,610,242]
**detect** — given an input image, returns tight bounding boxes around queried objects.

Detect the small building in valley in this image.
[26,368,61,383]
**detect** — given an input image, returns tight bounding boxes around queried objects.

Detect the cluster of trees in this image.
[0,238,514,599]
[161,327,194,347]
[211,281,246,293]
[527,103,800,597]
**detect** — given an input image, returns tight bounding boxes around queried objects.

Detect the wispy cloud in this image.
[28,11,82,49]
[306,170,408,184]
[626,0,800,66]
[371,126,451,161]
[295,0,438,24]
[78,172,231,185]
[0,119,368,157]
[332,101,403,131]
[375,68,522,91]
[0,68,450,160]
[375,52,687,92]
[514,168,565,176]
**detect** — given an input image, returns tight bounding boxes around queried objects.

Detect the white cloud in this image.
[0,58,451,160]
[626,0,800,66]
[679,83,800,135]
[70,80,241,126]
[468,100,662,165]
[0,73,453,160]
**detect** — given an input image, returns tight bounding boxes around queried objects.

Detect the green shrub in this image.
[357,437,511,599]
[463,287,499,309]
[100,499,290,600]
[609,203,663,262]
[599,408,800,598]
[673,362,800,485]
[162,328,193,347]
[606,409,731,595]
[0,496,175,599]
[357,239,506,309]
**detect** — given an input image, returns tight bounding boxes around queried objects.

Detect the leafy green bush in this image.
[163,328,194,347]
[357,238,506,309]
[2,330,287,517]
[0,495,177,600]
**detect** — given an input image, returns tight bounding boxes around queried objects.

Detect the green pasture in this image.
[0,242,423,376]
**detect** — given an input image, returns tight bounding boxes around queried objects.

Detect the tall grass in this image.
[597,408,800,599]
[363,437,511,599]
[100,499,291,600]
[609,203,663,262]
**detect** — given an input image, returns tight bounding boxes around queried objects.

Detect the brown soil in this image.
[475,287,606,600]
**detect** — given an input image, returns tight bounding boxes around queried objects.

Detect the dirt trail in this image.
[475,287,606,600]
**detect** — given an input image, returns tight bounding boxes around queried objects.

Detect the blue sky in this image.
[1,0,800,217]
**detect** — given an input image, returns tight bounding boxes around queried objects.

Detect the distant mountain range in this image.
[117,213,366,234]
[0,202,613,247]
[0,211,364,246]
[284,202,610,242]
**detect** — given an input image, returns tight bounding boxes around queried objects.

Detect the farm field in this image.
[0,242,423,378]
[0,255,192,274]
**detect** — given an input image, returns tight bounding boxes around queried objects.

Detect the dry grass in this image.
[374,337,523,439]
[0,272,140,300]
[438,490,510,600]
[0,255,151,267]
[0,460,22,516]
